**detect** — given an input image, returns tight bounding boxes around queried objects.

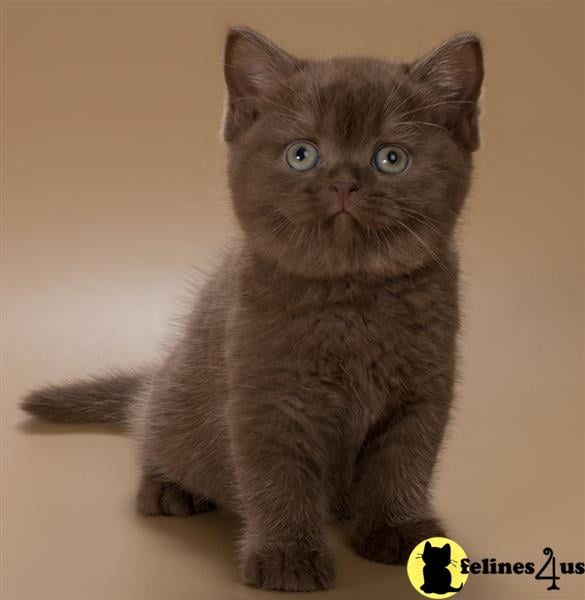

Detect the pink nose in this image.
[328,179,360,196]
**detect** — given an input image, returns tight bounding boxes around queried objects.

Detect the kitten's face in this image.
[224,30,483,277]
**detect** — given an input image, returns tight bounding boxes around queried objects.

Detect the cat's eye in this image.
[373,145,410,175]
[285,141,320,171]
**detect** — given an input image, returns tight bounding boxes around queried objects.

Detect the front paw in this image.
[242,539,336,592]
[352,517,446,565]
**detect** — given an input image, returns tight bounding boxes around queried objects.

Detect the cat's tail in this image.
[20,371,147,426]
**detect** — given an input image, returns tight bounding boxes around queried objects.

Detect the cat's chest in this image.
[292,298,413,405]
[238,267,455,411]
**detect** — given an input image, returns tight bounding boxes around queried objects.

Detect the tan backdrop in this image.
[2,2,584,599]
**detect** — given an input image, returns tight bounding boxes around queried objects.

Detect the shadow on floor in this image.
[16,419,419,598]
[133,509,420,599]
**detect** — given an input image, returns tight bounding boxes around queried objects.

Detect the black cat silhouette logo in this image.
[407,537,469,598]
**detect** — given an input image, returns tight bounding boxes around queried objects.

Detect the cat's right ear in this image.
[223,27,302,141]
[409,33,484,151]
[424,541,432,551]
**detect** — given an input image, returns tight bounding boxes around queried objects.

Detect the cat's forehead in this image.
[269,57,421,145]
[311,57,408,90]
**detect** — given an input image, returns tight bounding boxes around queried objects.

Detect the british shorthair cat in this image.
[22,27,483,591]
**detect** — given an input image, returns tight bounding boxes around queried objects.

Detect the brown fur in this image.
[22,27,484,592]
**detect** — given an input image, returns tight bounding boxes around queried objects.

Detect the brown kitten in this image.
[22,27,484,592]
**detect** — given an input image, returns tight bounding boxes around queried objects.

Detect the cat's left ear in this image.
[410,33,484,151]
[223,27,302,141]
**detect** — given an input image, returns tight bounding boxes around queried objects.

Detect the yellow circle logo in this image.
[407,537,469,598]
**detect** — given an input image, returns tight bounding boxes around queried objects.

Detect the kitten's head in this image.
[223,28,483,278]
[422,541,452,567]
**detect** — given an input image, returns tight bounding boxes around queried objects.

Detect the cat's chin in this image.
[248,221,454,280]
[331,212,360,240]
[333,211,356,224]
[242,214,456,279]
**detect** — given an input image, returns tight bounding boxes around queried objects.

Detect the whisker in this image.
[388,120,452,136]
[395,219,452,278]
[399,99,476,118]
[397,208,451,242]
[398,207,448,228]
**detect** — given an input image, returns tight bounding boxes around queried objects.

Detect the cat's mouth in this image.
[329,209,362,238]
[328,206,360,223]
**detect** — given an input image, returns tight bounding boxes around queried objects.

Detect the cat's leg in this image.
[136,467,216,517]
[228,393,335,592]
[350,398,448,565]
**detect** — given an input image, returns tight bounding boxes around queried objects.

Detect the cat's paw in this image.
[137,477,215,517]
[242,540,336,592]
[352,517,446,565]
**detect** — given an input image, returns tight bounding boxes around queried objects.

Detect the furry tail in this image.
[20,372,145,426]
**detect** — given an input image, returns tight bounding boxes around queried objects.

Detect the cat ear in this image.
[410,33,484,151]
[442,543,451,557]
[223,27,302,141]
[424,541,432,551]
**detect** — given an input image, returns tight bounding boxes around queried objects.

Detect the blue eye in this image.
[285,141,320,171]
[373,145,410,174]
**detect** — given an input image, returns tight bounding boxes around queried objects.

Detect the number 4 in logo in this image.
[535,547,561,591]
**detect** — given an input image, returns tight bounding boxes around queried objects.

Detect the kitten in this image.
[420,541,463,594]
[22,27,484,592]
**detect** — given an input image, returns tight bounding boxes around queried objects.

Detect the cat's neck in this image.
[238,239,457,309]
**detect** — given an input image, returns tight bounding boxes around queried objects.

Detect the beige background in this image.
[2,1,584,599]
